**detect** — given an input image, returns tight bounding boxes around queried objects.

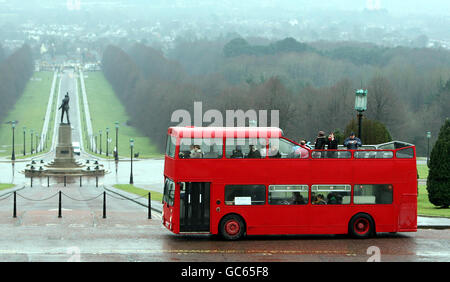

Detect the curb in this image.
[103,185,162,213]
[0,185,27,197]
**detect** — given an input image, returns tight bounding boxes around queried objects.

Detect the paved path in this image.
[78,70,94,152]
[37,71,58,153]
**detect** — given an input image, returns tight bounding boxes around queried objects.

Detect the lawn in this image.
[0,184,15,191]
[417,164,429,179]
[418,185,450,217]
[82,72,161,158]
[0,71,55,158]
[113,184,163,202]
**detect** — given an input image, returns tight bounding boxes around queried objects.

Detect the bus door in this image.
[179,182,211,232]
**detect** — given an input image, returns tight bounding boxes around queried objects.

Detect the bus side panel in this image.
[398,194,417,231]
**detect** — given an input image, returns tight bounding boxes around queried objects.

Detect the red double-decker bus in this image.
[162,127,417,240]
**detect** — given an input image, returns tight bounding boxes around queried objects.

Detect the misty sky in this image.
[1,0,449,16]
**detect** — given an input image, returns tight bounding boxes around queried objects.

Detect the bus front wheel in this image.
[349,213,375,238]
[219,214,245,240]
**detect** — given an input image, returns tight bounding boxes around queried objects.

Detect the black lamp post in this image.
[11,121,16,161]
[106,127,109,157]
[99,130,102,155]
[426,131,431,167]
[30,129,33,154]
[354,89,368,141]
[35,133,38,153]
[23,127,26,156]
[115,121,119,161]
[129,138,134,184]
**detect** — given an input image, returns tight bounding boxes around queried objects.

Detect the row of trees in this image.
[0,45,34,125]
[102,43,396,152]
[101,38,450,156]
[168,37,450,155]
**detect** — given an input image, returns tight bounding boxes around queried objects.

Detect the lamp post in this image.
[23,127,26,156]
[354,89,368,141]
[95,134,98,154]
[99,130,102,155]
[129,138,134,184]
[30,129,33,154]
[426,131,431,167]
[106,128,109,157]
[115,121,119,161]
[11,121,16,161]
[35,133,38,153]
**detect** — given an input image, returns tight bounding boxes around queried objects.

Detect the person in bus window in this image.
[294,140,310,158]
[231,145,244,158]
[344,132,362,150]
[246,144,261,158]
[311,192,317,204]
[268,145,281,158]
[313,194,326,205]
[292,192,305,204]
[190,145,203,158]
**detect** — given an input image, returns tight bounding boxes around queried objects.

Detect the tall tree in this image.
[427,119,450,208]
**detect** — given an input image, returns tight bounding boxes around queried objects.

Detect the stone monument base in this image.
[24,123,105,177]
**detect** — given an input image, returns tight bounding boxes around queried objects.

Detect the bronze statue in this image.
[59,92,70,124]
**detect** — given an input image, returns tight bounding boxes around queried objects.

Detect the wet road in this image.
[1,69,448,263]
[0,184,448,262]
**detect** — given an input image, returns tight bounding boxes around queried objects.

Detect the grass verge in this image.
[0,71,55,158]
[417,164,429,179]
[82,72,161,159]
[112,184,163,202]
[418,185,450,218]
[0,184,15,191]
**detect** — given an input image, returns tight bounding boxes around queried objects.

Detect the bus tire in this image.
[219,214,245,241]
[349,213,375,238]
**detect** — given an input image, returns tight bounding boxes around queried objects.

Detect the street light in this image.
[30,129,34,154]
[35,133,39,153]
[129,138,134,184]
[11,121,16,161]
[95,134,98,154]
[23,127,26,156]
[99,130,102,155]
[354,89,368,141]
[426,131,431,167]
[115,121,119,161]
[106,127,109,157]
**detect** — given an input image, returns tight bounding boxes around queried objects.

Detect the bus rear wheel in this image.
[220,214,245,240]
[349,213,375,238]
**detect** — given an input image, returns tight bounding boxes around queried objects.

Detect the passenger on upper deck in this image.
[327,133,338,158]
[246,145,262,158]
[294,140,309,158]
[314,131,327,150]
[231,145,244,158]
[344,132,362,150]
[190,145,203,158]
[268,145,281,158]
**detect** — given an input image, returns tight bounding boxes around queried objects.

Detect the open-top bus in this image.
[162,127,417,240]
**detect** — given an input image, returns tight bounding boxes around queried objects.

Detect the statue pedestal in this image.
[52,123,76,167]
[24,123,105,177]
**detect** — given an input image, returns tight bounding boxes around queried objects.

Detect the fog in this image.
[0,0,449,156]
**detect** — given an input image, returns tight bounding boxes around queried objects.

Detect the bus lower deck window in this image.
[225,185,266,205]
